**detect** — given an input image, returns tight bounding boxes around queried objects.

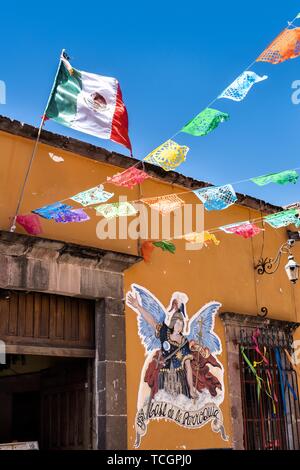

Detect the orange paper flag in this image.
[257,27,300,64]
[141,194,184,215]
[141,241,155,262]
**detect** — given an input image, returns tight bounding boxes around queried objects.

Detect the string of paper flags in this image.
[15,165,300,258]
[13,11,300,260]
[20,165,300,223]
[44,9,300,196]
[140,207,300,262]
[17,167,300,222]
[16,203,300,262]
[35,10,300,190]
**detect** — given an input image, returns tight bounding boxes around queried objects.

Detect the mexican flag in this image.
[46,55,132,152]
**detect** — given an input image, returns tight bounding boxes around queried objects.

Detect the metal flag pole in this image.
[9,49,65,232]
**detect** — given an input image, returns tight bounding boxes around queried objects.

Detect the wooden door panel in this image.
[0,292,95,352]
[25,293,34,337]
[8,294,18,335]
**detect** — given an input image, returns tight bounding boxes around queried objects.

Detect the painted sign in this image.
[126,284,228,447]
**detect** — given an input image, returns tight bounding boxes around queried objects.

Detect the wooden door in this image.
[40,359,92,450]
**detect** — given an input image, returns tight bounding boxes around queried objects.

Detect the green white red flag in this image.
[46,53,132,152]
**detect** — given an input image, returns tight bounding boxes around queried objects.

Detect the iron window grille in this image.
[238,324,300,450]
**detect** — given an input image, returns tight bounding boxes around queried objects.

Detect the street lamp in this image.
[255,239,300,284]
[285,255,300,283]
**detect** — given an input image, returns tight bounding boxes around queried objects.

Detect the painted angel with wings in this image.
[126,284,223,404]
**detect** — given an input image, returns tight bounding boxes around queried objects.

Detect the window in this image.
[239,327,300,450]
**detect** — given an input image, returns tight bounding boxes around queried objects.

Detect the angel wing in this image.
[127,284,167,355]
[187,301,222,354]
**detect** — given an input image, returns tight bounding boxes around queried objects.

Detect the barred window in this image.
[239,325,300,450]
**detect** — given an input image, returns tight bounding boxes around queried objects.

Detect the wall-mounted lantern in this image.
[255,239,299,284]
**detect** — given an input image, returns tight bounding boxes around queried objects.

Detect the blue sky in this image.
[1,1,300,206]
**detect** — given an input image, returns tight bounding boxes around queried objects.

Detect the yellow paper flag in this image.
[144,139,189,171]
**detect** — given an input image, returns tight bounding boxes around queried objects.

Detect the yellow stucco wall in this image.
[1,129,300,450]
[125,214,300,449]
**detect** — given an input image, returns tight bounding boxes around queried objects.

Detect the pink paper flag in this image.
[107,167,149,189]
[16,214,43,235]
[220,221,262,239]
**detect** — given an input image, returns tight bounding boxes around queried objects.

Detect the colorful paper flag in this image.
[264,209,299,228]
[70,185,114,206]
[193,184,237,211]
[153,240,176,253]
[16,214,43,235]
[257,27,300,64]
[181,108,229,137]
[251,170,299,186]
[184,232,204,244]
[95,201,137,219]
[141,194,185,215]
[107,166,149,189]
[54,208,90,223]
[141,241,155,262]
[32,202,72,220]
[184,231,220,246]
[219,71,268,102]
[203,232,220,246]
[294,216,300,228]
[144,140,189,171]
[220,221,262,238]
[46,56,132,151]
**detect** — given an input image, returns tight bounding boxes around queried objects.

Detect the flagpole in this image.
[9,49,65,232]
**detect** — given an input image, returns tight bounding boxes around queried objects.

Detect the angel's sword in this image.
[193,317,203,404]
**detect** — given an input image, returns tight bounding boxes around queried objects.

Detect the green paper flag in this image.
[264,209,299,228]
[295,219,300,228]
[251,170,299,186]
[240,346,263,402]
[153,240,176,254]
[181,108,229,136]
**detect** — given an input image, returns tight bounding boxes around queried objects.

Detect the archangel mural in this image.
[126,284,228,447]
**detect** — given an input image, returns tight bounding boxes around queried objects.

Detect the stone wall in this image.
[0,230,141,449]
